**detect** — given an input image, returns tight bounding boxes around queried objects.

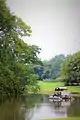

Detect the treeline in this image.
[34,52,80,85]
[0,0,41,99]
[34,54,66,80]
[43,54,65,79]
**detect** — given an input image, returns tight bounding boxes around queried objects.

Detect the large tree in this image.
[0,0,41,98]
[60,52,80,85]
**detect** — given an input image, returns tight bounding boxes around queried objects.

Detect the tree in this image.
[60,52,80,85]
[0,0,41,98]
[42,54,65,80]
[34,65,44,80]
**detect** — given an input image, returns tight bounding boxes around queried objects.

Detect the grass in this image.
[43,117,80,120]
[67,86,80,93]
[38,81,80,94]
[39,81,64,91]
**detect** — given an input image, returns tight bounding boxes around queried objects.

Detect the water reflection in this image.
[67,97,80,117]
[48,99,71,119]
[0,98,25,120]
[0,94,80,120]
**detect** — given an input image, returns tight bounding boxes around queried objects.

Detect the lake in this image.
[0,94,80,120]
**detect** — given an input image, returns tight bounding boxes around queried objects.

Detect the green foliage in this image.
[25,74,40,93]
[0,0,41,99]
[60,52,80,85]
[43,54,65,80]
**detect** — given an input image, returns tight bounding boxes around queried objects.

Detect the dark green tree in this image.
[0,0,41,98]
[60,52,80,85]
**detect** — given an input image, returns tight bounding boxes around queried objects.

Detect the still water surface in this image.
[0,94,80,120]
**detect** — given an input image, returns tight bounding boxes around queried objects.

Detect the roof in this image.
[55,87,67,91]
[58,87,67,90]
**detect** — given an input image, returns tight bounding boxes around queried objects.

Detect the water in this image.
[0,94,80,120]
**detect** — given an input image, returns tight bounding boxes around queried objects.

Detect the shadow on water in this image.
[67,97,80,117]
[0,94,80,120]
[0,94,43,120]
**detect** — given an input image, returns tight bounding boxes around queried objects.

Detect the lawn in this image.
[44,117,80,120]
[67,86,80,93]
[38,81,64,91]
[38,81,80,94]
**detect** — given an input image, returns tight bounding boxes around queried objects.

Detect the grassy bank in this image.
[38,81,64,94]
[44,117,80,120]
[38,81,80,94]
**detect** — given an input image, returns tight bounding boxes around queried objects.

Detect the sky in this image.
[7,0,80,60]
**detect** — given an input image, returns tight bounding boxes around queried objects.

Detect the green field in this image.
[38,81,80,94]
[44,117,80,120]
[38,81,64,92]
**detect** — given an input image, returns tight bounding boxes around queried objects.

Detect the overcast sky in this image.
[7,0,80,60]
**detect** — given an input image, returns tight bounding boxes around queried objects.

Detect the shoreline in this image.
[37,91,80,97]
[43,117,80,120]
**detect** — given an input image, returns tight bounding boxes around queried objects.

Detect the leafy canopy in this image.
[0,0,41,99]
